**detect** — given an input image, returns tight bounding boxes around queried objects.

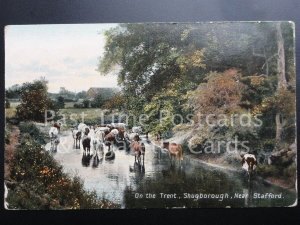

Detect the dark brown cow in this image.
[82,127,91,155]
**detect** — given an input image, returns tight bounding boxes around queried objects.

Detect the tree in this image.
[76,91,87,99]
[16,78,56,122]
[103,93,126,111]
[91,94,104,108]
[5,84,21,99]
[82,99,90,108]
[188,69,245,115]
[98,24,207,116]
[99,22,295,150]
[56,96,65,109]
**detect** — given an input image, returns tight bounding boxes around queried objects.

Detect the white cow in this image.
[49,126,59,152]
[110,128,119,136]
[4,183,9,209]
[92,138,104,158]
[128,132,140,141]
[72,128,81,149]
[78,123,89,133]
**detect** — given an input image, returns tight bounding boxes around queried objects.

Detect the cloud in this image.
[5,24,118,93]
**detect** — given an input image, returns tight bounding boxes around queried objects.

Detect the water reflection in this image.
[52,133,296,208]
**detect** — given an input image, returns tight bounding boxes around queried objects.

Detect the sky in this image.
[5,24,119,93]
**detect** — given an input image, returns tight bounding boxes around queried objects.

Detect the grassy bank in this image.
[186,148,297,191]
[5,122,120,209]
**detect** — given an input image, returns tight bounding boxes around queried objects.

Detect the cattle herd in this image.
[48,122,257,179]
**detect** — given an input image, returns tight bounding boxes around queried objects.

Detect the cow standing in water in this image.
[72,129,81,149]
[241,154,257,181]
[49,126,60,152]
[82,127,91,155]
[130,135,145,164]
[162,142,183,165]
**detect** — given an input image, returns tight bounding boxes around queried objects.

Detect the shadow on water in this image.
[123,159,297,208]
[81,152,92,167]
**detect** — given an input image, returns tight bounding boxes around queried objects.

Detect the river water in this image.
[46,132,297,208]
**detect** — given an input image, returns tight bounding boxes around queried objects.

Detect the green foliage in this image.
[19,122,46,145]
[55,96,65,109]
[91,94,105,108]
[99,22,295,159]
[16,78,57,122]
[82,99,90,108]
[103,93,126,111]
[76,91,87,99]
[74,103,84,108]
[5,126,11,145]
[5,84,21,99]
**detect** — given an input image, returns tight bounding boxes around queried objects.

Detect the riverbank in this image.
[151,135,297,192]
[189,154,296,192]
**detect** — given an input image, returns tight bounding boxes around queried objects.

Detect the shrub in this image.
[256,164,281,177]
[283,163,296,180]
[16,79,57,122]
[5,127,10,144]
[19,122,46,145]
[74,103,84,108]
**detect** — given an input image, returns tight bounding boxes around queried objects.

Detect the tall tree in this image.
[16,78,55,122]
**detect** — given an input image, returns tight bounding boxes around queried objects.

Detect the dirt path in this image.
[5,125,20,180]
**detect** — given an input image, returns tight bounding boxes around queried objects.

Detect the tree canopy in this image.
[98,22,295,149]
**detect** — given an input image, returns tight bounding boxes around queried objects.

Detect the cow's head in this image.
[84,127,90,135]
[163,141,169,149]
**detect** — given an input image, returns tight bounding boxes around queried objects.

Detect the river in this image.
[45,132,297,208]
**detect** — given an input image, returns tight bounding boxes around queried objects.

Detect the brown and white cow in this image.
[163,142,183,165]
[241,153,257,180]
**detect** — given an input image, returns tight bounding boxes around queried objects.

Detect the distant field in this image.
[5,104,120,126]
[59,108,105,118]
[9,102,21,108]
[58,108,119,126]
[64,102,75,108]
[5,108,17,119]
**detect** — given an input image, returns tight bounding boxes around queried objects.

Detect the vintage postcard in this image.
[4,22,297,209]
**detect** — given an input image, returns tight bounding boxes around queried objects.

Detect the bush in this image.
[7,123,119,209]
[19,122,46,145]
[5,127,10,144]
[256,164,281,177]
[82,100,90,108]
[74,103,84,108]
[283,163,296,179]
[16,79,57,122]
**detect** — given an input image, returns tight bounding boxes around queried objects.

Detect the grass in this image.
[58,108,120,127]
[10,102,21,108]
[5,108,17,119]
